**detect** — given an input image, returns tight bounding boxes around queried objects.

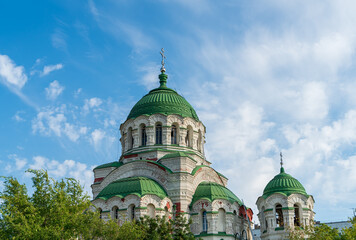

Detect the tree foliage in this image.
[288,217,356,240]
[0,169,197,240]
[137,214,196,240]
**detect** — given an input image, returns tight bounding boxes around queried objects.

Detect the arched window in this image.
[171,125,177,144]
[141,125,147,146]
[98,208,102,219]
[112,206,119,220]
[202,210,208,233]
[128,127,133,150]
[186,126,193,147]
[218,208,226,232]
[147,204,155,218]
[155,123,162,144]
[294,204,300,226]
[275,204,284,227]
[128,204,135,221]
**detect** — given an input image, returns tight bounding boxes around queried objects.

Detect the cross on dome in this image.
[280,152,285,173]
[160,48,166,73]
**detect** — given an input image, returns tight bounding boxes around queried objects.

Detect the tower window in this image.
[156,123,162,144]
[128,127,133,149]
[218,208,226,232]
[202,210,208,233]
[294,204,300,227]
[128,204,135,221]
[141,125,147,146]
[275,204,284,227]
[112,206,119,220]
[186,126,193,147]
[171,125,177,144]
[98,208,102,219]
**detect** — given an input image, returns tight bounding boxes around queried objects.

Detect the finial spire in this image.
[160,48,166,73]
[280,152,285,173]
[158,48,168,87]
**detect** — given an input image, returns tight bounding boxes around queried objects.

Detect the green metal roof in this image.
[94,161,123,170]
[159,151,189,160]
[262,168,308,198]
[96,176,168,200]
[127,72,199,121]
[191,182,242,206]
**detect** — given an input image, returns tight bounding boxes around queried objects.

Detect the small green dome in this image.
[262,168,308,198]
[127,72,199,121]
[96,176,168,200]
[191,182,242,206]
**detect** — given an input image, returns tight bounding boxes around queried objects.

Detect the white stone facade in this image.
[256,193,315,240]
[91,113,253,239]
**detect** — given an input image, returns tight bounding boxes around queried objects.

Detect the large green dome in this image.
[96,176,168,200]
[127,72,199,121]
[191,182,242,206]
[262,168,308,198]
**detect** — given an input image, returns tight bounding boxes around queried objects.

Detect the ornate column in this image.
[179,128,187,147]
[132,129,139,148]
[146,126,154,146]
[162,126,170,145]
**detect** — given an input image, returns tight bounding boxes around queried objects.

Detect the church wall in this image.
[256,193,315,240]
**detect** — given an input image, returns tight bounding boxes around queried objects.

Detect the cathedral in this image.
[91,51,314,240]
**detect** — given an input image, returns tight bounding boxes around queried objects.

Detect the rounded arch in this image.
[98,207,103,219]
[218,208,226,232]
[147,203,155,218]
[127,127,133,150]
[139,123,147,146]
[95,162,170,198]
[155,122,162,145]
[112,205,119,220]
[128,204,136,220]
[275,203,284,227]
[171,123,179,145]
[200,208,208,233]
[294,203,301,227]
[192,167,225,191]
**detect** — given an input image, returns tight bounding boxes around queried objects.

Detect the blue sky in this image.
[1,0,356,223]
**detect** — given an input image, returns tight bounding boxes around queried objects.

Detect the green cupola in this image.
[191,182,243,206]
[127,68,199,121]
[262,167,308,198]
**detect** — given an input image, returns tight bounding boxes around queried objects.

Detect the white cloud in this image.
[0,54,28,89]
[32,106,86,142]
[13,111,25,122]
[83,97,103,113]
[90,129,105,148]
[45,80,64,100]
[40,63,63,77]
[51,28,67,51]
[29,156,94,194]
[138,63,160,90]
[169,0,356,221]
[8,154,28,170]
